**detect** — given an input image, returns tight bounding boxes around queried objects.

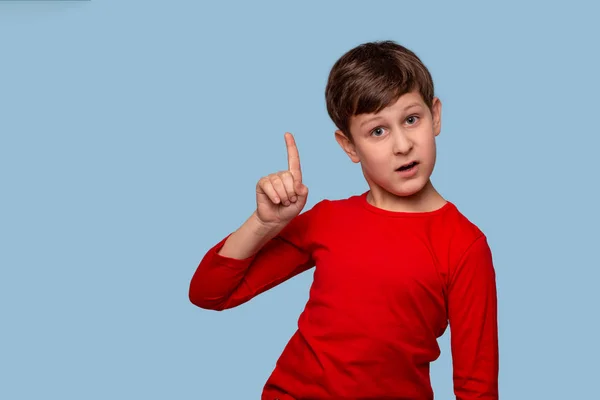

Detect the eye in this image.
[370,127,386,137]
[406,115,420,125]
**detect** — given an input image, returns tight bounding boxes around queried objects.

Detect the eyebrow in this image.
[359,102,423,128]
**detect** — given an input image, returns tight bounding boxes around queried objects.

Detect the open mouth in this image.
[397,161,418,171]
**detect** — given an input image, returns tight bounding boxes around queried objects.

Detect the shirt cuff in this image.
[207,234,258,269]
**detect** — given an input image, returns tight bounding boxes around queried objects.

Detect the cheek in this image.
[362,153,388,170]
[424,140,437,167]
[428,139,436,153]
[423,136,436,154]
[355,145,377,164]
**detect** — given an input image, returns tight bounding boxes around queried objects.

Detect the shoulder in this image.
[282,192,363,236]
[312,191,365,213]
[442,201,494,273]
[440,203,486,265]
[276,195,352,249]
[444,202,486,243]
[300,191,363,217]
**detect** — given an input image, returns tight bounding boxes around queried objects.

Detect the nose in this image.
[392,129,413,155]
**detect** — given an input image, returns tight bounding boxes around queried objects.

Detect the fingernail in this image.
[291,196,297,202]
[284,201,290,206]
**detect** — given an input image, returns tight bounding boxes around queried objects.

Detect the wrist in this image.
[249,211,286,237]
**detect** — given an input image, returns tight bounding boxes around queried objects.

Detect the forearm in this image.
[190,209,314,310]
[217,211,285,260]
[191,131,314,310]
[449,235,499,399]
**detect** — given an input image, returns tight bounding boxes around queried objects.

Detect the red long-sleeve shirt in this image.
[190,191,499,399]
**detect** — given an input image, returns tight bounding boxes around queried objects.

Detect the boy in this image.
[189,40,499,400]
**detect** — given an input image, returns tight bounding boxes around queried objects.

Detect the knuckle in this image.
[271,176,283,186]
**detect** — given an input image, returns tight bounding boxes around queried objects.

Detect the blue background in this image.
[1,1,598,399]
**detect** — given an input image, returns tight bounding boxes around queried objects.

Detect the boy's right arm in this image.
[216,210,283,260]
[189,132,314,311]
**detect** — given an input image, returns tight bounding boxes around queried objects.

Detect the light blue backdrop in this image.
[1,1,598,399]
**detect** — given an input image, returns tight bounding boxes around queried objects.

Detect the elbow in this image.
[188,282,226,311]
[188,289,208,309]
[189,292,226,311]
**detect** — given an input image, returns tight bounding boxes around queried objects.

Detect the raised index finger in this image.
[285,132,302,182]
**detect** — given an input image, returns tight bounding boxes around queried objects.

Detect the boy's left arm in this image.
[447,235,499,400]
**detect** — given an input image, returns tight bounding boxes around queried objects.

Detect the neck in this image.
[366,180,447,213]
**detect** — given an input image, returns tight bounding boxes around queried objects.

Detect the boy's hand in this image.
[255,132,309,228]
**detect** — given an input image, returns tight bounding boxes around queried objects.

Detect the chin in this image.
[386,179,429,198]
[379,186,420,199]
[391,188,423,198]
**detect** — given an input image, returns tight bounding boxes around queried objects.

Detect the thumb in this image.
[296,182,309,198]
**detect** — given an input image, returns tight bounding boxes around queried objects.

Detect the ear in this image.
[431,97,442,136]
[335,130,360,163]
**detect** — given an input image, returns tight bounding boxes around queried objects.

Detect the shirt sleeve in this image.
[188,200,324,311]
[447,234,499,400]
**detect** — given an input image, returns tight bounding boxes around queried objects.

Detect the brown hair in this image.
[325,40,435,142]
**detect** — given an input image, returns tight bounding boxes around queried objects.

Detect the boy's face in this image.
[335,90,442,208]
